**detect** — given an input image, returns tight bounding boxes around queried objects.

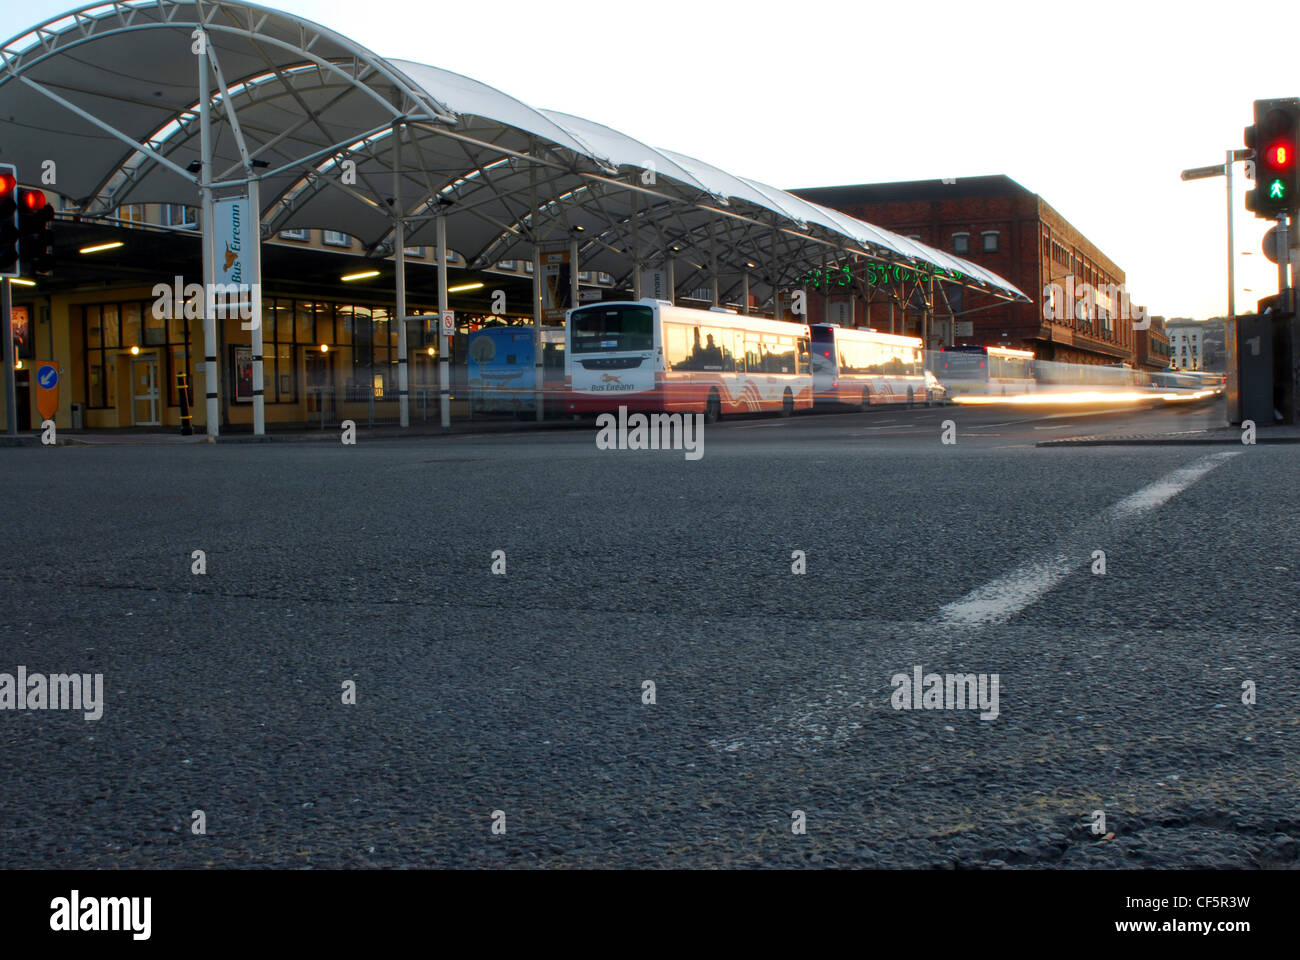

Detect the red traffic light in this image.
[1264,142,1293,168]
[0,172,15,200]
[19,188,45,212]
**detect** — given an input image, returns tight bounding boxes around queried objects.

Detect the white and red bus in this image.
[937,345,1036,396]
[564,300,813,421]
[810,324,937,407]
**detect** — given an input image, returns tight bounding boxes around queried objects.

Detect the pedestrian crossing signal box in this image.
[1227,295,1298,425]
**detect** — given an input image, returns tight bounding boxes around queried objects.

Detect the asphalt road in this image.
[1,397,1297,868]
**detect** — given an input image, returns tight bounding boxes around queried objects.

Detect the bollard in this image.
[177,370,194,436]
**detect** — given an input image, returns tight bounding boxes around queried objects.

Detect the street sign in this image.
[1181,163,1226,181]
[1262,225,1298,264]
[35,361,58,421]
[440,309,454,336]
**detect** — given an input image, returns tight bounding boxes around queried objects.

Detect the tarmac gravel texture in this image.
[1,403,1296,868]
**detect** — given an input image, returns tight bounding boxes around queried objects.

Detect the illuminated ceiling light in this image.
[341,269,380,281]
[426,346,435,356]
[446,281,484,293]
[129,345,140,355]
[79,241,124,254]
[320,343,329,353]
[8,277,36,287]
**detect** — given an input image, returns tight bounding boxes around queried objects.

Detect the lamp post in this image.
[1181,148,1252,323]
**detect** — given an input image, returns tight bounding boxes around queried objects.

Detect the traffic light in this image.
[0,164,17,278]
[17,186,54,276]
[1244,98,1300,219]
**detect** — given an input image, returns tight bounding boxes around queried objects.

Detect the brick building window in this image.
[952,232,970,254]
[981,231,999,252]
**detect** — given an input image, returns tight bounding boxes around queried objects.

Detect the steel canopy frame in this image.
[0,0,1028,434]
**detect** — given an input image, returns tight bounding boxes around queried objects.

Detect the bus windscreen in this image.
[938,352,986,379]
[570,305,654,353]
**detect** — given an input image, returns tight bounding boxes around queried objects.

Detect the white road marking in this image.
[938,451,1240,627]
[1105,452,1240,521]
[714,450,1242,751]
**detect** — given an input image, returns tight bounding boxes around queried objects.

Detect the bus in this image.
[810,324,939,407]
[467,325,564,415]
[564,299,813,421]
[937,345,1036,396]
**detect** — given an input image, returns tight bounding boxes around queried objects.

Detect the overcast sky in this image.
[13,0,1295,318]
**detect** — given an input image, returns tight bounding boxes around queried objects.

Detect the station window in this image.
[164,204,198,229]
[80,299,195,409]
[952,232,970,254]
[279,228,310,241]
[403,246,424,258]
[982,231,999,253]
[116,205,148,227]
[323,230,351,248]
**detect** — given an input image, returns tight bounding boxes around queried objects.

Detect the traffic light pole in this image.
[1227,148,1236,323]
[1278,214,1291,310]
[2,278,14,435]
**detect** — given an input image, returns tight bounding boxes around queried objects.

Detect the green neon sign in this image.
[796,263,963,291]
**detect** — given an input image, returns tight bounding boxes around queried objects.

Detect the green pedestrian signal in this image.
[1244,98,1300,219]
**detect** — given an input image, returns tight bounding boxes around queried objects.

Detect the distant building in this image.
[789,176,1138,365]
[1166,318,1225,372]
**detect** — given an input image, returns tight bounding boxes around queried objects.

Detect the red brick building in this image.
[1135,315,1173,371]
[790,176,1137,365]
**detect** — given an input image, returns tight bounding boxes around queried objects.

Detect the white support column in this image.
[393,121,409,428]
[741,272,750,315]
[665,256,675,305]
[531,159,544,421]
[533,243,543,420]
[631,195,642,299]
[198,36,219,436]
[247,173,265,435]
[437,210,450,428]
[569,236,580,315]
[710,221,719,306]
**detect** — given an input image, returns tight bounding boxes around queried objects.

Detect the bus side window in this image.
[745,340,762,373]
[797,338,810,374]
[664,323,690,370]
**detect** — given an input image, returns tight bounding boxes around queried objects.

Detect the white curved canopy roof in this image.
[0,0,1027,305]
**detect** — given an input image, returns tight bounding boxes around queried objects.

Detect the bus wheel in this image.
[781,389,794,417]
[907,387,915,409]
[705,390,721,424]
[861,388,872,410]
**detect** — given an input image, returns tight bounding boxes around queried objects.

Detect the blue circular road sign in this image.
[37,364,58,389]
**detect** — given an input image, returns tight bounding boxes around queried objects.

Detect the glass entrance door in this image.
[131,357,160,426]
